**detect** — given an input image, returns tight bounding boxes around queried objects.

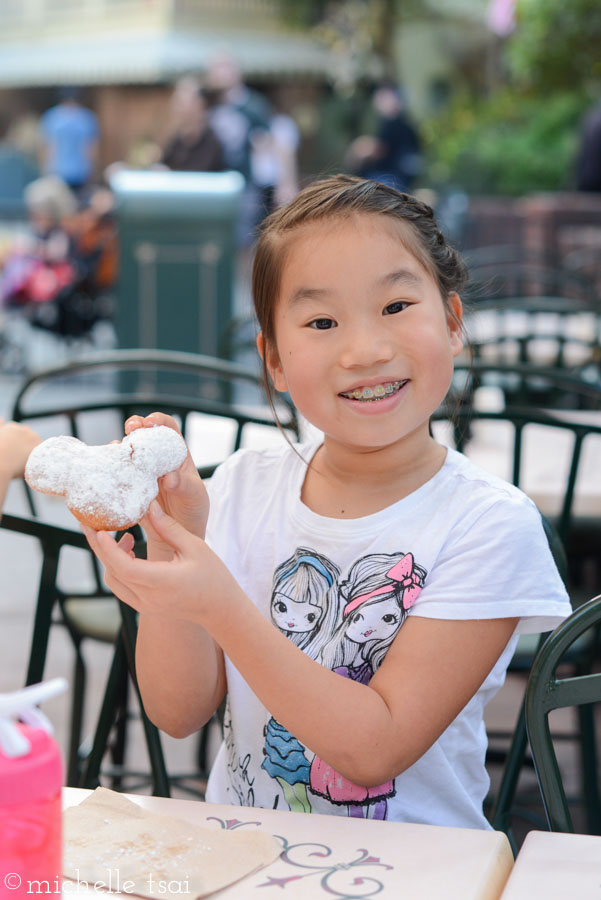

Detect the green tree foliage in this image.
[424,0,600,195]
[508,0,601,89]
[424,89,588,195]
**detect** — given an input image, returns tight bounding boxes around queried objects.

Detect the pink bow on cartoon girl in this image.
[343,553,423,619]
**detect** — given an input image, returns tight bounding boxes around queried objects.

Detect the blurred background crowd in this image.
[0,0,600,372]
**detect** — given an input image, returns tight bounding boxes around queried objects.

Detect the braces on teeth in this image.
[345,381,404,401]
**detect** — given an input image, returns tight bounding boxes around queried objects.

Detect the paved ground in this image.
[0,328,596,849]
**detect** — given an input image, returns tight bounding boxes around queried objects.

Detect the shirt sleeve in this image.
[409,494,571,634]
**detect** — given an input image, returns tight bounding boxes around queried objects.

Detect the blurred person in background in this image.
[576,99,601,192]
[251,102,300,214]
[0,175,78,308]
[161,78,225,173]
[39,87,99,203]
[346,81,422,194]
[206,53,272,243]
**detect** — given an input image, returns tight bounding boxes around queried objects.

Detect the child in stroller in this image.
[0,175,116,349]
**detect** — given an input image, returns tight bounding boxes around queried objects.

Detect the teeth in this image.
[343,381,404,401]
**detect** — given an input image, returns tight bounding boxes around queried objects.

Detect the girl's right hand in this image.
[124,412,209,560]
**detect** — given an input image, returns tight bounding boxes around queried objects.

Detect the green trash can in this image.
[110,169,244,357]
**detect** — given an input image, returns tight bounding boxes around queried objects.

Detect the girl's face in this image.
[345,595,402,644]
[271,591,322,633]
[262,214,463,457]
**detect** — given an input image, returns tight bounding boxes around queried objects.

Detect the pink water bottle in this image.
[0,679,66,899]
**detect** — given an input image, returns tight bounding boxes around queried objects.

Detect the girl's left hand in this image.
[83,501,242,629]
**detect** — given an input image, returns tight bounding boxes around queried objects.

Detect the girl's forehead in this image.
[280,213,431,281]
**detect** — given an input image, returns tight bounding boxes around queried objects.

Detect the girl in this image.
[84,175,570,828]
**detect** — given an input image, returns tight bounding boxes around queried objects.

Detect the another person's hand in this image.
[124,413,209,561]
[0,419,42,510]
[0,420,42,480]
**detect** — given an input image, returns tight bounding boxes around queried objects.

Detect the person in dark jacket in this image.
[161,82,224,173]
[576,101,601,192]
[347,82,422,194]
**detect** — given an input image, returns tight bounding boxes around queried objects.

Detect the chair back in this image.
[525,594,601,832]
[463,294,601,376]
[433,361,601,550]
[11,348,299,515]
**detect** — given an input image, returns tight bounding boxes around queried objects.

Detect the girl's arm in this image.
[112,413,225,735]
[104,529,226,736]
[85,505,517,786]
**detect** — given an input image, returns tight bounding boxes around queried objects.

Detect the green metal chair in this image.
[8,348,299,792]
[463,295,601,390]
[432,360,601,847]
[465,258,596,303]
[525,593,601,833]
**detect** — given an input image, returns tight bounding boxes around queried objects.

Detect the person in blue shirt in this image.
[39,88,99,201]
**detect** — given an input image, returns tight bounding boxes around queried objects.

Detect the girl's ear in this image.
[447,293,464,357]
[256,332,288,392]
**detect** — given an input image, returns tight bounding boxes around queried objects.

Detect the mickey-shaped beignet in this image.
[25,426,188,530]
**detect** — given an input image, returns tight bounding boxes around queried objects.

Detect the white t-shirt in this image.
[204,441,570,828]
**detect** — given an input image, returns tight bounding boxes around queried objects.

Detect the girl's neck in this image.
[301,430,446,519]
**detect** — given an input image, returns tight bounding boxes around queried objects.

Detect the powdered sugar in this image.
[25,426,188,530]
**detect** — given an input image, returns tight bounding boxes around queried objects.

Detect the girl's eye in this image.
[352,612,363,623]
[306,612,316,624]
[275,601,287,614]
[383,301,409,315]
[308,318,336,330]
[382,613,398,624]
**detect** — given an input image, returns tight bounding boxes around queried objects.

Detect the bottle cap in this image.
[0,724,63,805]
[0,679,66,805]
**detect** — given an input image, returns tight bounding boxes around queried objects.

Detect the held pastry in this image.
[24,426,188,531]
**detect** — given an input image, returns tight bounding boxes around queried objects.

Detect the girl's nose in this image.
[338,324,395,369]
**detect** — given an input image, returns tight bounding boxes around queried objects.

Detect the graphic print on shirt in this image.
[309,551,426,820]
[223,700,256,806]
[261,548,342,813]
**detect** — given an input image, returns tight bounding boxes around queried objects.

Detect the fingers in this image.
[82,525,142,610]
[104,569,142,613]
[83,525,143,583]
[117,531,136,558]
[143,501,199,555]
[124,412,183,436]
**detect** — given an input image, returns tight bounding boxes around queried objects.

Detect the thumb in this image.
[146,500,198,554]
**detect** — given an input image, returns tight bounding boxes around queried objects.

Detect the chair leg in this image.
[79,635,128,789]
[118,605,171,798]
[26,548,60,685]
[67,643,86,786]
[489,697,529,855]
[577,703,601,834]
[108,663,130,791]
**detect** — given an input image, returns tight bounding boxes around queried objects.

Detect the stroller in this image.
[0,179,117,370]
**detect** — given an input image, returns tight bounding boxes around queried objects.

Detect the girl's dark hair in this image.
[252,174,468,405]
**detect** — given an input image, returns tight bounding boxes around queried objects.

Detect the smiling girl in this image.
[84,175,570,827]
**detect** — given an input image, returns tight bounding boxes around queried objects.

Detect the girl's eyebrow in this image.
[289,286,329,305]
[379,269,423,288]
[289,269,423,304]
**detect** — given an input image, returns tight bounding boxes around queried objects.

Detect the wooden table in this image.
[501,830,601,899]
[63,788,513,899]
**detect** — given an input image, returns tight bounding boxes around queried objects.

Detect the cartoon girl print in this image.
[310,551,427,820]
[262,548,341,814]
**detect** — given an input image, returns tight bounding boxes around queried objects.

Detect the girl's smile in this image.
[339,379,407,402]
